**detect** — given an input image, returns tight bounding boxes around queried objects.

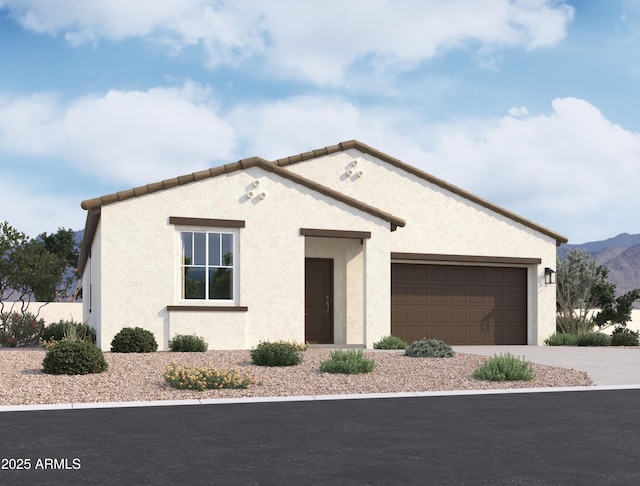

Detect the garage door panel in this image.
[470,288,485,303]
[392,263,527,345]
[450,288,466,304]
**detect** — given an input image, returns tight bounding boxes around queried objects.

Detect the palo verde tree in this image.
[556,249,640,333]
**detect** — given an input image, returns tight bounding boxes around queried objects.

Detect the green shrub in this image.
[42,340,108,375]
[319,349,375,374]
[250,341,303,366]
[373,335,408,350]
[42,320,96,345]
[163,362,256,391]
[111,327,158,353]
[404,338,454,358]
[0,312,45,347]
[544,332,578,346]
[576,332,611,347]
[611,329,639,347]
[472,353,535,382]
[168,334,208,352]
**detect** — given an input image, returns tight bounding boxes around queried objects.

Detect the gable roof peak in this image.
[274,139,568,246]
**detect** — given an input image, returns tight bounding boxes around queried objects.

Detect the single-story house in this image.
[78,140,567,351]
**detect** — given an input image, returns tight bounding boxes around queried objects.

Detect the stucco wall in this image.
[91,165,392,351]
[285,149,560,344]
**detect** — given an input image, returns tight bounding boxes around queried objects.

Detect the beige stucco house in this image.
[78,140,567,351]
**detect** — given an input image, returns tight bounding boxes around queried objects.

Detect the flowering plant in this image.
[163,362,257,391]
[0,312,45,347]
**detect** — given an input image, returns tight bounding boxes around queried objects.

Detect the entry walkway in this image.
[453,345,640,386]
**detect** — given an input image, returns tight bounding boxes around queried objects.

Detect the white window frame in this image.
[178,228,239,304]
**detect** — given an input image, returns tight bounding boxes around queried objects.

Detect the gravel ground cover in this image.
[0,348,592,406]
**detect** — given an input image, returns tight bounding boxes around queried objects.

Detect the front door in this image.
[305,258,334,344]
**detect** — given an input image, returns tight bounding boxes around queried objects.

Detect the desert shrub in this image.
[319,349,375,374]
[42,320,96,345]
[250,341,303,366]
[163,362,256,391]
[576,332,611,347]
[611,329,639,347]
[404,338,454,358]
[42,340,108,375]
[0,312,45,347]
[168,334,208,352]
[472,353,535,382]
[544,332,578,346]
[373,335,407,350]
[111,327,158,353]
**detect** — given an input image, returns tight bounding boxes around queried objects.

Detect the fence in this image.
[1,302,83,325]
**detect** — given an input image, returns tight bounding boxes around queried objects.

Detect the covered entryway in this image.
[305,258,334,344]
[391,263,527,345]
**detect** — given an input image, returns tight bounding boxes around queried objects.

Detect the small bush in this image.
[111,327,158,353]
[250,341,303,366]
[576,332,611,347]
[611,329,639,347]
[168,334,208,352]
[544,332,578,346]
[42,340,108,375]
[319,349,375,374]
[42,320,96,345]
[163,362,256,391]
[0,312,45,347]
[404,338,454,358]
[373,335,407,350]
[472,353,535,382]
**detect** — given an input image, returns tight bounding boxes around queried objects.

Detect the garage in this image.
[391,263,527,345]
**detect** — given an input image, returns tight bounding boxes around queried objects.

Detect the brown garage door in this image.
[391,263,527,345]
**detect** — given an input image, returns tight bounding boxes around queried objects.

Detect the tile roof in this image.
[77,140,568,274]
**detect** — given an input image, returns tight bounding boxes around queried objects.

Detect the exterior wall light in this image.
[544,267,556,285]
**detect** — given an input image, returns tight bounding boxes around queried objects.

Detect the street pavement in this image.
[1,346,639,485]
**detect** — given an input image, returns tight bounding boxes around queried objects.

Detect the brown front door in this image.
[305,258,334,344]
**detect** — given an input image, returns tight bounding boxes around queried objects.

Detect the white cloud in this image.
[228,93,640,242]
[1,0,575,84]
[424,97,640,242]
[0,83,236,186]
[0,169,85,239]
[1,81,636,244]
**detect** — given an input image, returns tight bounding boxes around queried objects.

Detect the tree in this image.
[38,228,81,302]
[0,221,29,312]
[556,249,640,333]
[0,222,79,316]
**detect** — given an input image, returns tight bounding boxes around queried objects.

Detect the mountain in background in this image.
[558,233,640,296]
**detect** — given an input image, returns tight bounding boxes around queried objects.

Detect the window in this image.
[180,231,234,300]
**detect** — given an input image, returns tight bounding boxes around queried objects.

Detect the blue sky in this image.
[0,1,639,244]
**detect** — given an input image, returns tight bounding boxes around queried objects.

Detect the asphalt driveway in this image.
[453,345,640,385]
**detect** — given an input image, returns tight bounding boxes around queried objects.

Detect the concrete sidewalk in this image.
[453,345,640,386]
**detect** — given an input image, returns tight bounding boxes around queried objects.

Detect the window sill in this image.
[166,305,248,312]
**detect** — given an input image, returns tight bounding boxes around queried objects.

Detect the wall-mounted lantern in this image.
[544,267,556,285]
